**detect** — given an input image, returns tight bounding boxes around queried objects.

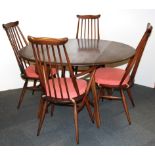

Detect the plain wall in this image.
[0,0,155,91]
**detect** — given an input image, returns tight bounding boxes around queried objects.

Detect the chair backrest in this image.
[77,38,99,49]
[2,21,29,75]
[120,23,153,86]
[28,36,81,100]
[76,14,101,40]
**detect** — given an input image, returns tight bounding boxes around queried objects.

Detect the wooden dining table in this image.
[19,38,135,127]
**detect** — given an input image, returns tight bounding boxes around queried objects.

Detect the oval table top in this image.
[20,39,135,66]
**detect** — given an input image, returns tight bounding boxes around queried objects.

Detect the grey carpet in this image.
[0,84,155,146]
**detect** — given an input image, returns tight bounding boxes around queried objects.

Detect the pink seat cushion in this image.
[46,78,87,99]
[25,65,56,79]
[25,65,39,79]
[95,67,130,88]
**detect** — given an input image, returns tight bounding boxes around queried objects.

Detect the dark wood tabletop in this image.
[20,39,135,66]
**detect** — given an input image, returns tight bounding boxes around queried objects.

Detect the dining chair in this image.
[76,14,101,40]
[74,14,101,74]
[28,36,95,144]
[2,21,41,109]
[95,23,153,124]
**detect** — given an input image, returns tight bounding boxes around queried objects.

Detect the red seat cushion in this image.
[25,65,56,79]
[95,67,130,88]
[46,78,87,99]
[25,65,39,79]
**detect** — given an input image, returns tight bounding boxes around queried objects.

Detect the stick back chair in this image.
[28,36,95,144]
[2,21,40,109]
[95,23,153,124]
[76,14,101,40]
[74,14,101,74]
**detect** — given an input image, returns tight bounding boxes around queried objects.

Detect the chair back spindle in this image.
[3,21,29,76]
[76,15,100,40]
[2,21,40,109]
[28,36,81,101]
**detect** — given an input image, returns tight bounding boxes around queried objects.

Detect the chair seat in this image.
[25,65,39,79]
[25,65,56,79]
[46,78,87,99]
[95,67,130,88]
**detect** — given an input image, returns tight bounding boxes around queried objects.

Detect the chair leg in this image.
[62,66,66,77]
[32,79,37,95]
[85,97,94,123]
[72,100,79,144]
[97,86,103,103]
[51,104,55,117]
[120,89,131,125]
[126,88,135,107]
[91,80,101,128]
[37,100,47,136]
[73,66,78,75]
[17,80,28,109]
[106,88,114,96]
[96,86,107,103]
[37,96,44,119]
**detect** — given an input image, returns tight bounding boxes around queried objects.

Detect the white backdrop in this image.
[0,0,155,91]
